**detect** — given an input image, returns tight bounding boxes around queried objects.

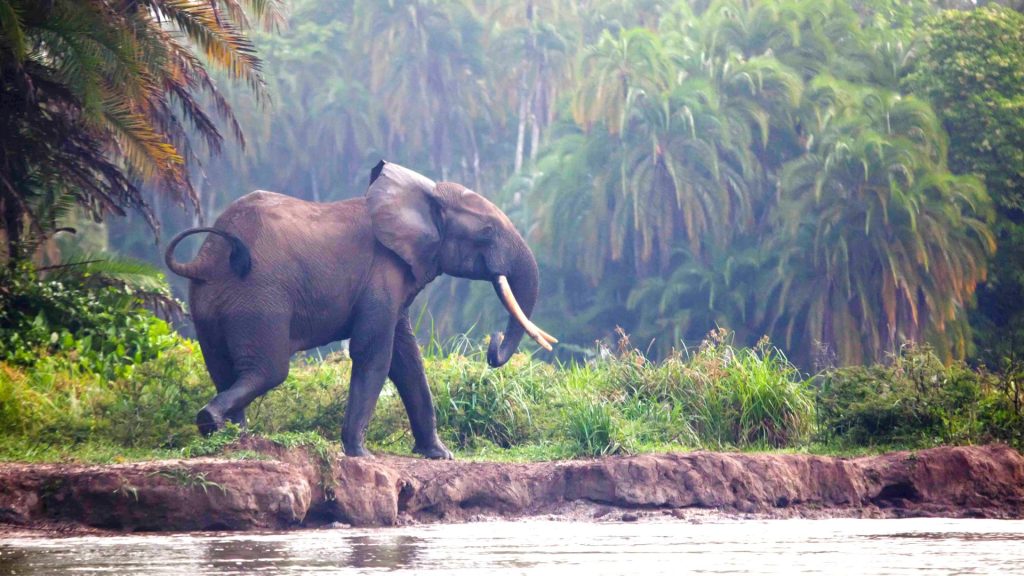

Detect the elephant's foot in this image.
[343,443,374,458]
[196,405,225,437]
[413,440,453,460]
[225,409,247,429]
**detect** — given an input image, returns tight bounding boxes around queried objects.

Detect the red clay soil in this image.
[0,443,1021,533]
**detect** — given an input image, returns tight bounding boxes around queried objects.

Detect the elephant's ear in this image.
[366,160,442,286]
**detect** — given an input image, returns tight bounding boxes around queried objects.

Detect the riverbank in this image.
[1,442,1021,534]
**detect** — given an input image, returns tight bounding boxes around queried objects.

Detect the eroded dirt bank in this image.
[1,444,1022,533]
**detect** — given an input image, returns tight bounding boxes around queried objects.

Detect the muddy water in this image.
[2,518,1023,575]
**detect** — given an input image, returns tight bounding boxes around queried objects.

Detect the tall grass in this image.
[5,328,1015,464]
[0,329,816,461]
[564,402,621,456]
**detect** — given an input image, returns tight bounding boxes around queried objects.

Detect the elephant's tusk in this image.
[495,275,557,352]
[536,327,559,345]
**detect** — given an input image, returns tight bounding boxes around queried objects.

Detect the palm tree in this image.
[572,27,673,135]
[352,0,490,182]
[0,0,283,263]
[485,1,574,172]
[524,0,994,365]
[773,80,995,363]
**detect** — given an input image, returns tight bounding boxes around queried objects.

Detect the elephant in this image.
[164,161,556,459]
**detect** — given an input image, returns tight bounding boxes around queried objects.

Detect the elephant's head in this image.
[365,160,556,367]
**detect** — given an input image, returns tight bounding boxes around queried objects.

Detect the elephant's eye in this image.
[474,225,495,245]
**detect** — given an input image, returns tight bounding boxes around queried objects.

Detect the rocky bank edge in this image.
[1,443,1022,532]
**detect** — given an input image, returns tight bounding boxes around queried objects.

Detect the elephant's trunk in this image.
[487,240,554,367]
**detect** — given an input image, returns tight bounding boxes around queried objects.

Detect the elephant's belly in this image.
[288,299,354,353]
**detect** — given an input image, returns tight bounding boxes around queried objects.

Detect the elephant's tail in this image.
[164,227,252,281]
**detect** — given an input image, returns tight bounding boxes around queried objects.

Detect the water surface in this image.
[2,518,1023,575]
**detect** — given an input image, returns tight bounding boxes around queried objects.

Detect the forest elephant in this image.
[164,161,556,459]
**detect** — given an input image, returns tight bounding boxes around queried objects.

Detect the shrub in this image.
[977,356,1023,448]
[105,340,210,448]
[0,338,209,452]
[704,337,814,447]
[0,266,177,379]
[813,344,1001,448]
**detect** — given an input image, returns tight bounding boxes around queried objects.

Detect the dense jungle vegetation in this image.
[0,0,1022,461]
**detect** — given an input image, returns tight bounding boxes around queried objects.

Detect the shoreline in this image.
[1,443,1021,535]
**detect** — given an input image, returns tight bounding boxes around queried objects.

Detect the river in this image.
[2,518,1023,575]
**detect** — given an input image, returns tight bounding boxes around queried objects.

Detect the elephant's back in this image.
[216,191,350,235]
[214,192,370,256]
[193,193,374,315]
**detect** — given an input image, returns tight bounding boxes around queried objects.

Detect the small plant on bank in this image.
[265,430,337,465]
[699,333,814,447]
[430,352,551,449]
[593,328,815,450]
[151,467,227,495]
[181,423,242,458]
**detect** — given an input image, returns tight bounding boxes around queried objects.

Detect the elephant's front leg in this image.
[342,307,397,457]
[390,312,453,460]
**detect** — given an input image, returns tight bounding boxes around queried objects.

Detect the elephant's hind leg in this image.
[197,358,289,435]
[196,316,291,436]
[195,324,247,429]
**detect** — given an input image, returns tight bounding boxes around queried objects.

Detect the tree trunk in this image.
[529,83,542,165]
[2,192,22,267]
[514,83,528,173]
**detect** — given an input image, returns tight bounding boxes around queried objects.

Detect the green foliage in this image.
[0,255,204,456]
[906,6,1024,371]
[104,341,212,448]
[429,353,553,449]
[0,338,209,458]
[814,344,1018,448]
[0,266,178,379]
[2,330,1020,464]
[564,402,623,457]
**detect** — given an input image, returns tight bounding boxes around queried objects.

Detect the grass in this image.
[0,331,1018,465]
[150,467,227,495]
